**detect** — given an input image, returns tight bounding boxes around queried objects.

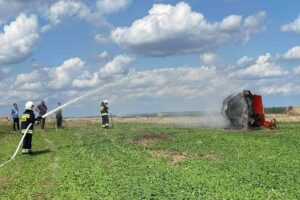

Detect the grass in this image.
[0,120,300,199]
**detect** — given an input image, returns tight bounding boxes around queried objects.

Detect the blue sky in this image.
[0,0,300,117]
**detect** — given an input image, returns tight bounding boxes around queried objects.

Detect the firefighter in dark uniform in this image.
[100,100,109,128]
[20,101,35,154]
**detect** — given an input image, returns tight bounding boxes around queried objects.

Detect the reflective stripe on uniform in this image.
[21,129,33,134]
[101,113,108,116]
[22,149,29,153]
[21,114,30,122]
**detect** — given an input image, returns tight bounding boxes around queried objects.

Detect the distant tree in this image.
[264,107,285,114]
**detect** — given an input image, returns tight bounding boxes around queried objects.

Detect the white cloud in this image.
[43,0,132,31]
[111,2,266,56]
[95,34,110,44]
[99,65,229,102]
[98,55,135,78]
[242,11,266,40]
[236,56,255,67]
[97,0,132,14]
[0,13,39,65]
[200,53,221,65]
[15,70,41,85]
[232,53,288,78]
[28,53,296,99]
[13,54,136,95]
[72,72,100,88]
[18,82,43,91]
[47,57,85,89]
[99,51,110,60]
[219,15,242,31]
[0,67,10,80]
[281,15,300,34]
[43,0,94,31]
[14,57,86,92]
[2,51,299,115]
[260,85,294,95]
[293,65,300,74]
[283,46,300,60]
[0,0,57,23]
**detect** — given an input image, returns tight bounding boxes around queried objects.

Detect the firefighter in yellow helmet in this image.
[100,100,109,128]
[20,101,36,155]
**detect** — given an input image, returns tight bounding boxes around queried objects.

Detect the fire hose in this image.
[0,123,32,169]
[0,87,108,169]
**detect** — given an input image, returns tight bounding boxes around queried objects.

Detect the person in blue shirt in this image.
[9,103,20,132]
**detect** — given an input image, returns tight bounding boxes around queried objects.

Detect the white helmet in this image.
[103,100,109,105]
[25,101,35,110]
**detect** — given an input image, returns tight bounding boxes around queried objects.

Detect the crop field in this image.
[0,118,300,199]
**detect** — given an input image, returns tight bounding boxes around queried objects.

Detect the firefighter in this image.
[100,100,109,128]
[20,101,36,155]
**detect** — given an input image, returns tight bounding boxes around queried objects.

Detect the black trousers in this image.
[40,118,46,129]
[56,116,62,128]
[101,115,109,127]
[13,118,20,131]
[23,134,32,150]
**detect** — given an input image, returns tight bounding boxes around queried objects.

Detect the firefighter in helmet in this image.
[20,101,36,154]
[100,100,109,128]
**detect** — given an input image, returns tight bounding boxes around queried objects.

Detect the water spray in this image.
[42,87,102,119]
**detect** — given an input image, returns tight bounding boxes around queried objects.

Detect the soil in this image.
[149,150,220,165]
[132,132,168,146]
[0,176,12,192]
[149,150,188,165]
[199,154,219,161]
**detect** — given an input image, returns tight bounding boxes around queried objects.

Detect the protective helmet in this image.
[25,101,35,110]
[103,100,109,105]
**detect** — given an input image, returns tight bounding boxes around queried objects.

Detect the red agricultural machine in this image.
[222,90,277,130]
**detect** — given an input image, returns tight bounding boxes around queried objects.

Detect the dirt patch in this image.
[199,154,219,161]
[33,192,46,200]
[0,176,12,191]
[45,139,54,148]
[150,150,220,164]
[64,118,100,127]
[132,132,168,146]
[43,179,54,189]
[49,156,59,171]
[171,154,186,165]
[149,150,188,165]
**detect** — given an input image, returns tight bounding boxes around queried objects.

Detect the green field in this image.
[0,121,299,199]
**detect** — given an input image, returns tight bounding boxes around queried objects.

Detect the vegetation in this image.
[264,107,286,114]
[0,120,299,199]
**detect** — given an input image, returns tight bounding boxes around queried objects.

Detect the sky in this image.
[0,0,300,117]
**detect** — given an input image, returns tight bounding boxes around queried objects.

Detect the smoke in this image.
[155,113,230,128]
